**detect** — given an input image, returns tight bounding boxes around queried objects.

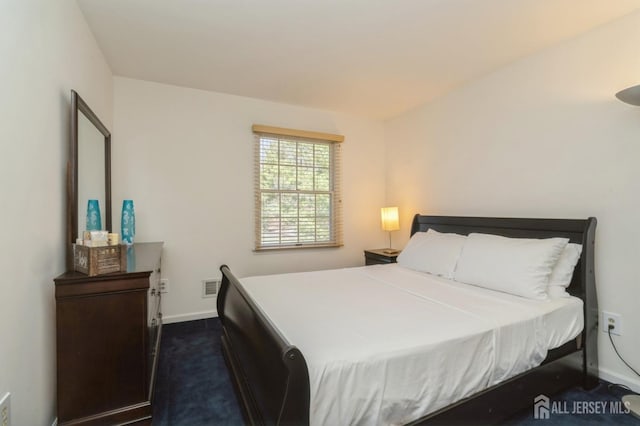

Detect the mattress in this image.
[240,264,583,426]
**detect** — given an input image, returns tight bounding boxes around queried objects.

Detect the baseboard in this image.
[162,310,218,324]
[599,367,640,393]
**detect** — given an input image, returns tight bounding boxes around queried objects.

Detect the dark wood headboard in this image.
[409,214,598,389]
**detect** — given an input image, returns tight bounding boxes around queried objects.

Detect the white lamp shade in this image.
[381,207,400,231]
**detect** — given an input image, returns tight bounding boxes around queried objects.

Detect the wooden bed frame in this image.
[217,215,598,425]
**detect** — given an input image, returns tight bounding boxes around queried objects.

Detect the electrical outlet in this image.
[602,311,622,336]
[159,279,169,294]
[0,392,11,426]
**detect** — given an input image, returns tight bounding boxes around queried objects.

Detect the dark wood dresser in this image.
[54,242,163,426]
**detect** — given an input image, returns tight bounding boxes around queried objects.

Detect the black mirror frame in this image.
[67,90,112,270]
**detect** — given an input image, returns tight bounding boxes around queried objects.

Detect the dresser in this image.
[54,242,163,426]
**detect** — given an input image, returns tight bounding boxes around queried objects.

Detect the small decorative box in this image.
[73,244,127,276]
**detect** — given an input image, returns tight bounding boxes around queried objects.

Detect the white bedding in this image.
[241,264,583,426]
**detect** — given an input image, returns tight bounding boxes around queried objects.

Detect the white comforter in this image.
[241,264,583,426]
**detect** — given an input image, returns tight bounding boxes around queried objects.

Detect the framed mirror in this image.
[67,90,112,270]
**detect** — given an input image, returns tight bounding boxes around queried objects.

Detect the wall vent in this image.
[202,279,220,298]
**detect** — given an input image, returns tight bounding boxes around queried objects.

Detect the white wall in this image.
[112,77,386,322]
[0,1,112,424]
[386,11,640,390]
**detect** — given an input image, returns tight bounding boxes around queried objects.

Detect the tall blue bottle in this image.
[86,199,102,231]
[121,199,136,245]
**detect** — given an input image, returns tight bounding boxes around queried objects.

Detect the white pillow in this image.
[453,233,569,300]
[547,243,583,298]
[396,229,467,279]
[547,286,571,299]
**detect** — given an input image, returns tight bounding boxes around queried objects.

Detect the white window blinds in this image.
[253,125,343,250]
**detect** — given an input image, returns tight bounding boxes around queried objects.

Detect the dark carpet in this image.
[152,318,243,425]
[153,318,640,425]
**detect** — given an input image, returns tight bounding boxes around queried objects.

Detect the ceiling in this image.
[77,0,640,120]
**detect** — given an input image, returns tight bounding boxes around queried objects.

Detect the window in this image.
[253,125,343,250]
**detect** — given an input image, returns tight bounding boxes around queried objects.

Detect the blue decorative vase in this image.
[121,199,136,245]
[86,199,102,231]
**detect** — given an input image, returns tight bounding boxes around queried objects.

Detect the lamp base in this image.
[622,394,640,419]
[383,248,400,255]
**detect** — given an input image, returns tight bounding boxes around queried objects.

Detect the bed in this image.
[217,215,598,425]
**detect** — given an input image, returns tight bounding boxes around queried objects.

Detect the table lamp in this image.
[381,207,400,254]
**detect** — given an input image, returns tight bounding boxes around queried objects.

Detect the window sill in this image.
[254,243,343,252]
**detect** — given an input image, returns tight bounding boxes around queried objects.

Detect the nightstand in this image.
[364,249,400,265]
